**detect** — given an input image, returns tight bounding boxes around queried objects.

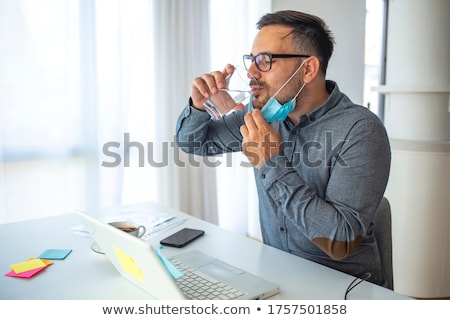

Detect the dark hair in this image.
[257,10,335,76]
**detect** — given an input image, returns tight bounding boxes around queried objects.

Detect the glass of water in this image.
[203,65,255,119]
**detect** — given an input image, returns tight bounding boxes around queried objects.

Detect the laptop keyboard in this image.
[170,258,245,300]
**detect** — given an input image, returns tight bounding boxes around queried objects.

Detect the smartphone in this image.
[159,228,205,248]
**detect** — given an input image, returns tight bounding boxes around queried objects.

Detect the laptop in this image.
[75,211,280,300]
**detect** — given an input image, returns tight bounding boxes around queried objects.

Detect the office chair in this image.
[373,197,394,290]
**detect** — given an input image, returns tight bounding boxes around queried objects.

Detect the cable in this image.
[344,273,372,300]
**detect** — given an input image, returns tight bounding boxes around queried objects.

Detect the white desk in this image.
[0,202,409,300]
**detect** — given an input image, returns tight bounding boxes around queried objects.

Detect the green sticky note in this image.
[38,249,72,260]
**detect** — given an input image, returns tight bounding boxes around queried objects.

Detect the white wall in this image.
[377,0,450,298]
[272,0,366,105]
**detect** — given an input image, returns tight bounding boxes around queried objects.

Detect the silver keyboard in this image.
[170,258,245,300]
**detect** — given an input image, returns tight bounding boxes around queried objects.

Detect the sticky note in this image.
[10,258,47,274]
[36,258,53,267]
[5,258,53,278]
[38,249,72,260]
[113,246,144,281]
[157,246,183,279]
[5,267,46,278]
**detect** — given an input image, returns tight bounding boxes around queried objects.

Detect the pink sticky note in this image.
[4,266,46,278]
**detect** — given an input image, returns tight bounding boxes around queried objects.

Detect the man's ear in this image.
[303,56,321,83]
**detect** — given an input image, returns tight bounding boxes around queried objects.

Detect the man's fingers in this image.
[243,111,258,132]
[234,103,244,111]
[222,64,235,78]
[240,124,249,138]
[251,109,271,130]
[191,67,233,109]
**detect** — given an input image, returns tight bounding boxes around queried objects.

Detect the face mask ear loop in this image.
[272,59,307,99]
[293,81,306,101]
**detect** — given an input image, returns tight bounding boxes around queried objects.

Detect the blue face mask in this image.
[250,60,307,122]
[260,96,296,123]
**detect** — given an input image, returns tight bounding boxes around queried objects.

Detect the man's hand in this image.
[240,109,283,168]
[191,64,234,110]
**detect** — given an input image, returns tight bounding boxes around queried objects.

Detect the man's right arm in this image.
[175,99,211,155]
[175,98,245,156]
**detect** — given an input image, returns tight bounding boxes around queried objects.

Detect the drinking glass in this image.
[203,65,254,119]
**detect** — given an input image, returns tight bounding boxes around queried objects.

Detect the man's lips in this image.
[250,85,263,96]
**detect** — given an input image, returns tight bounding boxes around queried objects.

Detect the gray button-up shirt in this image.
[176,81,391,287]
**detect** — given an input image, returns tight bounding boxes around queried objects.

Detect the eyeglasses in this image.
[243,53,311,72]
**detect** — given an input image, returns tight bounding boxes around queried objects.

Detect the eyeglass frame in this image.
[243,52,311,72]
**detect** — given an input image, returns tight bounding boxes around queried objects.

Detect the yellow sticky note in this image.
[26,257,53,266]
[10,258,47,274]
[113,246,144,281]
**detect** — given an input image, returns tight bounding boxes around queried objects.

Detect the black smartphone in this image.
[159,228,205,248]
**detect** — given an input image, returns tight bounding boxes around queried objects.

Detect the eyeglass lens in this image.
[243,53,271,72]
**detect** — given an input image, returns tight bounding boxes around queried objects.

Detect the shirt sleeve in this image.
[175,99,245,156]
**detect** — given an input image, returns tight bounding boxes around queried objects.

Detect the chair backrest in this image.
[373,197,394,290]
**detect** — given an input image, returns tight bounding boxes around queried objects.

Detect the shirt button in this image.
[279,227,285,232]
[261,173,266,179]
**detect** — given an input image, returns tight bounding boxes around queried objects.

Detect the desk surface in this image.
[0,202,409,300]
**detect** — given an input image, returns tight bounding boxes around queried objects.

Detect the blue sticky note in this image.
[38,249,72,260]
[156,246,183,279]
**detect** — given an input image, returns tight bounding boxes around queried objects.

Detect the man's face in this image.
[248,25,304,109]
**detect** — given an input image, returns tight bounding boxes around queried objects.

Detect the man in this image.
[176,10,391,288]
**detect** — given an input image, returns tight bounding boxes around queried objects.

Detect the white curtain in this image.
[0,0,93,222]
[0,0,267,238]
[0,0,214,223]
[209,0,270,239]
[151,0,218,222]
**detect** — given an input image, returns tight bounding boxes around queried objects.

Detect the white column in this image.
[374,0,450,298]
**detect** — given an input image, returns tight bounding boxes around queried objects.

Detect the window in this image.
[0,0,158,223]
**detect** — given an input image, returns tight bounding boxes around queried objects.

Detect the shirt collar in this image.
[300,80,340,123]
